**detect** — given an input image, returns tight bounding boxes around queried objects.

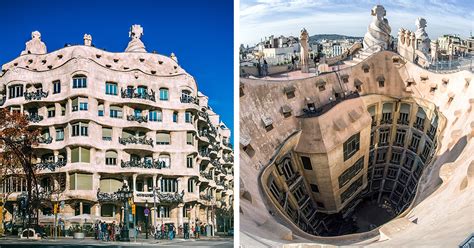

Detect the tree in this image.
[0,108,40,237]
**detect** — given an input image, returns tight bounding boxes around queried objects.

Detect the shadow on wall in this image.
[413,135,468,206]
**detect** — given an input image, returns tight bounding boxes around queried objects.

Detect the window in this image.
[136,86,147,98]
[414,108,426,131]
[379,128,390,146]
[159,88,169,100]
[387,167,398,179]
[338,156,364,188]
[149,110,162,122]
[53,80,61,94]
[69,173,93,190]
[61,104,66,116]
[110,106,123,118]
[310,184,319,193]
[409,133,421,152]
[102,127,112,141]
[390,149,402,164]
[72,97,88,112]
[188,178,195,192]
[161,178,177,192]
[83,203,91,214]
[340,176,363,204]
[269,178,282,203]
[72,75,87,88]
[105,150,117,165]
[394,128,406,147]
[56,128,64,141]
[9,85,23,99]
[47,105,55,118]
[279,158,295,181]
[343,133,360,161]
[158,155,171,168]
[105,82,118,95]
[398,103,410,125]
[156,132,171,145]
[186,132,194,145]
[420,142,432,163]
[101,204,115,217]
[292,183,309,205]
[71,122,88,137]
[374,167,384,178]
[173,112,178,123]
[368,105,376,126]
[381,103,393,124]
[376,148,387,163]
[79,102,88,111]
[301,156,312,170]
[186,155,193,168]
[98,104,104,116]
[159,206,170,218]
[403,154,415,171]
[71,147,90,163]
[185,111,192,123]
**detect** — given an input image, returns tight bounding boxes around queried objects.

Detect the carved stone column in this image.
[178,203,184,228]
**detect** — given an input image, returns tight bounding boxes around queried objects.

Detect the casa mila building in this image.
[0,25,234,234]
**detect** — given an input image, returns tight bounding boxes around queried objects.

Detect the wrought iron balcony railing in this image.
[158,191,184,203]
[197,111,209,120]
[180,95,199,105]
[24,90,48,101]
[37,136,53,144]
[121,159,169,169]
[199,194,213,201]
[223,156,233,163]
[26,114,43,123]
[119,136,154,147]
[223,141,233,149]
[97,190,118,202]
[199,149,210,157]
[121,88,156,102]
[200,171,213,180]
[127,114,148,123]
[36,160,66,171]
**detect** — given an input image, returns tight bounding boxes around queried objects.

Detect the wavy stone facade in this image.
[0,27,234,233]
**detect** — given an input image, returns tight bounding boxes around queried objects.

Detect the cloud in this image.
[240,0,474,45]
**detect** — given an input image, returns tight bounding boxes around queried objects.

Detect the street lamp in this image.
[117,183,132,242]
[145,201,149,239]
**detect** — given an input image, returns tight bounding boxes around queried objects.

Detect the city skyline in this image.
[240,0,474,46]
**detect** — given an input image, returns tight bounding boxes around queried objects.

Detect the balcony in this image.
[37,136,53,144]
[119,136,154,147]
[36,160,66,171]
[197,111,209,120]
[24,90,48,101]
[180,95,199,105]
[211,160,224,171]
[199,149,210,158]
[199,194,213,201]
[121,88,156,102]
[223,141,233,149]
[97,190,118,202]
[127,114,148,123]
[26,114,44,123]
[121,159,168,169]
[200,171,213,180]
[158,191,184,203]
[222,156,233,163]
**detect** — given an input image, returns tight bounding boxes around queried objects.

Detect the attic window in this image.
[442,78,449,86]
[151,70,156,75]
[281,105,292,118]
[123,67,129,70]
[139,58,145,62]
[96,54,101,58]
[158,61,163,65]
[28,59,33,64]
[377,76,385,87]
[174,66,178,69]
[340,74,349,83]
[362,63,370,73]
[239,83,245,97]
[354,79,363,92]
[57,54,63,59]
[13,63,18,66]
[283,85,296,99]
[113,59,119,63]
[241,136,255,157]
[305,97,316,111]
[262,116,273,131]
[316,79,326,91]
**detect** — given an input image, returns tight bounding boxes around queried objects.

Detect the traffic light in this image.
[132,204,136,215]
[53,203,59,214]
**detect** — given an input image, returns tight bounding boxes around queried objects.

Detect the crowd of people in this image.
[93,221,121,241]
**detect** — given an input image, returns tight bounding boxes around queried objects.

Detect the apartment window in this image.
[159,88,169,100]
[381,103,393,124]
[403,154,415,171]
[409,133,421,152]
[161,178,177,192]
[61,104,66,116]
[188,178,195,193]
[368,105,376,126]
[72,97,87,112]
[428,116,438,141]
[69,173,92,190]
[186,132,194,145]
[370,131,375,148]
[420,142,432,163]
[186,155,193,168]
[158,155,171,168]
[72,75,87,88]
[338,156,364,188]
[101,204,115,217]
[399,171,409,184]
[102,127,112,141]
[340,176,363,204]
[387,167,398,179]
[105,82,118,95]
[279,158,295,181]
[71,122,88,136]
[71,147,90,163]
[292,183,309,205]
[374,167,384,178]
[185,111,192,123]
[343,133,360,161]
[269,178,282,203]
[398,103,410,125]
[159,206,170,218]
[53,80,61,94]
[98,104,104,116]
[79,102,88,111]
[110,106,123,118]
[376,148,387,163]
[105,150,117,165]
[414,108,426,131]
[390,149,402,164]
[310,184,319,193]
[156,132,171,145]
[149,110,162,122]
[394,128,406,147]
[301,156,312,170]
[173,112,178,123]
[56,128,64,141]
[8,85,23,99]
[379,128,390,146]
[47,105,55,118]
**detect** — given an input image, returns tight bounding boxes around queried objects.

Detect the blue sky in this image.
[240,0,474,45]
[0,0,234,140]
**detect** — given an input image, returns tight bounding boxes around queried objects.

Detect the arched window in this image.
[159,88,169,101]
[105,150,118,165]
[72,75,87,89]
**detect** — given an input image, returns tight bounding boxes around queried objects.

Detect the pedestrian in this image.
[263,59,268,77]
[101,221,107,241]
[256,61,262,77]
[161,223,165,239]
[169,224,174,240]
[94,221,99,240]
[98,221,103,240]
[183,224,188,239]
[196,224,200,239]
[115,223,120,241]
[111,221,116,241]
[191,225,195,239]
[291,55,296,70]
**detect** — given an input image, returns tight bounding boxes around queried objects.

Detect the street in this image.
[0,237,234,247]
